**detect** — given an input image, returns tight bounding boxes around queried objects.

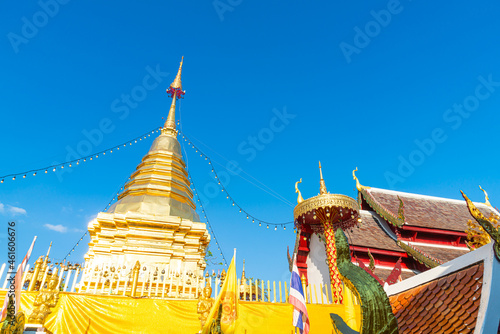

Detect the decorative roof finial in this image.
[319,161,328,195]
[479,185,492,207]
[353,167,363,191]
[163,57,185,137]
[295,178,304,204]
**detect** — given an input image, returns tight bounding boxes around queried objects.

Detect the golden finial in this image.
[353,167,363,191]
[295,178,304,204]
[479,185,492,207]
[171,56,183,90]
[319,161,328,195]
[46,241,52,257]
[241,259,246,281]
[163,57,185,137]
[42,241,52,269]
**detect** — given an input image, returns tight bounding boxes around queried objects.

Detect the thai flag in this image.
[289,255,310,334]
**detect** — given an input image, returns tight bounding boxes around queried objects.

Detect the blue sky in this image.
[1,0,500,283]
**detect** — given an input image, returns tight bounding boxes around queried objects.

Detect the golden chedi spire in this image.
[84,58,210,292]
[163,56,185,137]
[319,161,328,195]
[105,56,196,220]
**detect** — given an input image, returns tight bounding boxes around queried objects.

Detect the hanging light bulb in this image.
[110,150,113,153]
[252,219,255,223]
[259,222,261,226]
[274,226,277,231]
[53,168,56,172]
[33,172,36,176]
[12,176,15,180]
[246,215,249,219]
[45,170,48,173]
[239,209,242,213]
[267,225,269,229]
[61,165,64,169]
[1,179,3,183]
[284,226,286,231]
[69,163,72,167]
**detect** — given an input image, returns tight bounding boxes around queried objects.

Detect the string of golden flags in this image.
[179,130,294,230]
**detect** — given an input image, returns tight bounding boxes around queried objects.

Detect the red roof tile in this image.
[389,262,484,334]
[349,210,402,252]
[410,244,469,264]
[366,188,497,232]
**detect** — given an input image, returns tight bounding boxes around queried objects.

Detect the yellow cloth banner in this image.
[202,255,238,333]
[0,289,360,333]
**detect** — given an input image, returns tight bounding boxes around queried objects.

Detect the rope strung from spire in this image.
[188,171,229,267]
[62,175,134,262]
[179,131,294,229]
[0,127,161,184]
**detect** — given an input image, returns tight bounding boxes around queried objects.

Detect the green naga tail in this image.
[332,228,399,334]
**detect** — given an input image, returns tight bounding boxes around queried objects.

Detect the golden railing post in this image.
[28,256,43,291]
[131,261,140,297]
[301,275,307,303]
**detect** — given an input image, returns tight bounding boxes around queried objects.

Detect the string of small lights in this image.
[179,130,294,231]
[0,127,162,184]
[62,175,133,262]
[188,171,228,267]
[54,128,159,263]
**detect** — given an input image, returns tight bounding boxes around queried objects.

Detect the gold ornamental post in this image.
[28,256,43,291]
[131,261,140,297]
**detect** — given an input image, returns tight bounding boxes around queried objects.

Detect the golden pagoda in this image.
[79,57,210,295]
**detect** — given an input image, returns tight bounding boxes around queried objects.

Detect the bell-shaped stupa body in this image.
[80,58,210,297]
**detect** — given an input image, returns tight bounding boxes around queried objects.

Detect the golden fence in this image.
[0,262,358,306]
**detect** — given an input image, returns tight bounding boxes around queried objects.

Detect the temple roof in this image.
[362,187,498,232]
[349,210,401,252]
[410,244,468,264]
[389,262,484,333]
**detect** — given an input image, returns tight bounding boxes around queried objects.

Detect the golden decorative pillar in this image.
[27,256,43,292]
[322,222,342,303]
[131,261,140,297]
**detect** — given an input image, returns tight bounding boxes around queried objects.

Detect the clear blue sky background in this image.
[1,0,499,283]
